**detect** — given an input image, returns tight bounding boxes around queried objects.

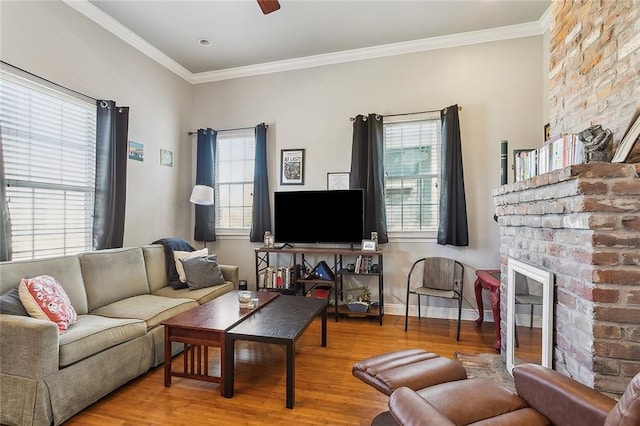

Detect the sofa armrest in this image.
[0,314,59,379]
[219,265,239,288]
[388,387,456,426]
[514,363,616,426]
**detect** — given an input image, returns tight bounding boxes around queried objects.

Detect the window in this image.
[383,113,441,233]
[0,68,97,260]
[215,129,255,232]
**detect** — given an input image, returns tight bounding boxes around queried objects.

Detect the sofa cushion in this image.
[153,281,234,305]
[180,255,225,290]
[0,254,89,314]
[141,245,169,293]
[80,247,151,311]
[0,288,28,316]
[173,248,208,285]
[58,314,147,367]
[91,294,198,329]
[19,275,78,334]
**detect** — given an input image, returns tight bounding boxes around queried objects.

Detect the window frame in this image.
[0,66,97,260]
[383,113,441,240]
[213,128,256,235]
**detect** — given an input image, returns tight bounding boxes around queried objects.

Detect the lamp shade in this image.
[189,185,214,205]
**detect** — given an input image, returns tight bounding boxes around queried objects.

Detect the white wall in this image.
[2,0,544,319]
[195,36,544,317]
[0,1,194,246]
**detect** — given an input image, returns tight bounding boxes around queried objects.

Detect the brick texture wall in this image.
[549,0,640,161]
[495,163,640,395]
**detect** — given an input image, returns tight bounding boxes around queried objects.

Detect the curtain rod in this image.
[188,124,268,136]
[349,105,462,121]
[1,60,97,102]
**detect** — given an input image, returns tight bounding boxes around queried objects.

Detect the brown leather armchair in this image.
[385,363,640,426]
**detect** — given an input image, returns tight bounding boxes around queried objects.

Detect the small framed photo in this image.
[544,123,551,142]
[281,149,305,185]
[361,239,377,251]
[160,149,173,167]
[327,172,350,190]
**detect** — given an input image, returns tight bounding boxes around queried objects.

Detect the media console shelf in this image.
[254,246,384,325]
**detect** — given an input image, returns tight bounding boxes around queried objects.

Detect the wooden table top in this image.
[227,295,327,342]
[161,290,279,332]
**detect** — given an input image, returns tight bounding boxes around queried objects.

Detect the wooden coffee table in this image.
[161,290,278,394]
[223,294,327,408]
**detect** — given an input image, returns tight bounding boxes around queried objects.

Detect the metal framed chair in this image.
[404,257,464,341]
[514,274,543,329]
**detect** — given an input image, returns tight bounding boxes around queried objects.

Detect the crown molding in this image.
[65,1,550,85]
[63,0,193,83]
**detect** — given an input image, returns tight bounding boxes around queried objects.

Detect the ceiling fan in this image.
[257,0,281,15]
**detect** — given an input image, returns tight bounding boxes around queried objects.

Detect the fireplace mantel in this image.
[493,162,640,396]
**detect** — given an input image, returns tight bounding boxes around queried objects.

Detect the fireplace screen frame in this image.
[506,258,554,375]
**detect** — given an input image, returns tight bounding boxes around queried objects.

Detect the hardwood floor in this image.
[65,314,500,425]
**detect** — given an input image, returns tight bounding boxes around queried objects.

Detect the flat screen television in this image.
[274,189,364,245]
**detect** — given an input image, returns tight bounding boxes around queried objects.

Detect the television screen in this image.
[274,189,364,245]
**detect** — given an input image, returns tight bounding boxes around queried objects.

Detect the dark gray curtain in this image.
[437,104,469,246]
[194,128,216,242]
[0,135,12,261]
[350,114,388,244]
[249,123,271,242]
[94,100,129,250]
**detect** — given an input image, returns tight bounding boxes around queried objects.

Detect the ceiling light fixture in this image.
[198,39,212,47]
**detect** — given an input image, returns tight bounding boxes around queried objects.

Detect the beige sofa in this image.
[0,244,239,426]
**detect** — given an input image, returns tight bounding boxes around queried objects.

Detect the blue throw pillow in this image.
[179,255,226,290]
[0,287,29,316]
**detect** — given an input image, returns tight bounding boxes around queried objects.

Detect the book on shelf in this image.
[514,133,585,182]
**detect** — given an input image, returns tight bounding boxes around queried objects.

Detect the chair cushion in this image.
[417,378,528,425]
[352,349,467,396]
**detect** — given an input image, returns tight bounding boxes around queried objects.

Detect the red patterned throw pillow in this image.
[18,275,78,333]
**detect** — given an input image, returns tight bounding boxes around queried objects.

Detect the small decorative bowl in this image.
[238,291,252,304]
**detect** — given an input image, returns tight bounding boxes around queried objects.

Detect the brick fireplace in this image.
[494,162,640,395]
[491,0,640,396]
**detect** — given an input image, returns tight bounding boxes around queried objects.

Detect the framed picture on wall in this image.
[280,149,305,185]
[327,172,350,190]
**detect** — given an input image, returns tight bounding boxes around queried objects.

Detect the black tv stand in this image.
[278,243,294,249]
[254,246,384,324]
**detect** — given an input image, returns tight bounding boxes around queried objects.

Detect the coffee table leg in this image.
[164,326,171,387]
[223,336,235,398]
[286,342,295,409]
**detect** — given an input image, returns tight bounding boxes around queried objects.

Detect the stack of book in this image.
[354,256,373,273]
[258,266,295,289]
[514,133,585,182]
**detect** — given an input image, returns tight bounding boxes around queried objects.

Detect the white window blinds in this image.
[0,69,97,260]
[215,128,255,232]
[383,114,441,232]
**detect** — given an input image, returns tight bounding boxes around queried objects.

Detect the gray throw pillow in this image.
[0,287,29,316]
[179,255,226,290]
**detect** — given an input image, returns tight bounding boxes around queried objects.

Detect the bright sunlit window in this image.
[215,129,255,233]
[0,68,97,260]
[383,113,441,233]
